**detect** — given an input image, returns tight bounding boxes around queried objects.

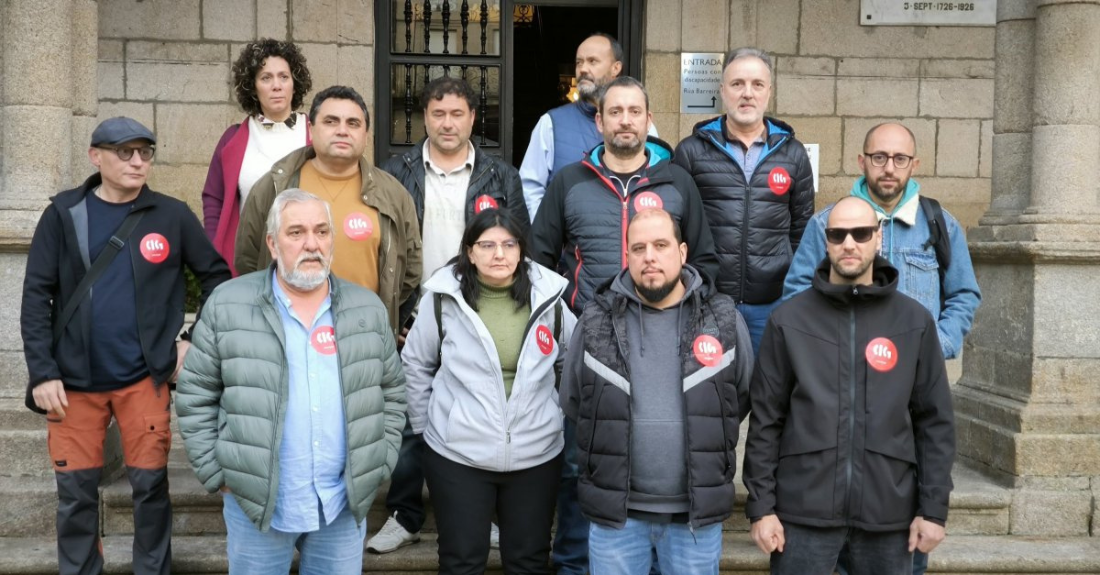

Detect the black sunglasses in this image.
[824,225,879,245]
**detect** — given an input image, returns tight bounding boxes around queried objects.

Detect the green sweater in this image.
[476,280,530,399]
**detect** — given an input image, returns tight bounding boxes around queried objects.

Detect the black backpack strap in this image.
[52,210,145,344]
[919,196,951,311]
[553,299,563,343]
[434,292,445,364]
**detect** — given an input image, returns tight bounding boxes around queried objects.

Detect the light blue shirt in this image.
[270,273,349,532]
[726,134,766,179]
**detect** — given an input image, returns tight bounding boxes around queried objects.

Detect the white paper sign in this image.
[805,144,820,194]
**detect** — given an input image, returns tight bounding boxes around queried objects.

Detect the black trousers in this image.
[423,446,562,575]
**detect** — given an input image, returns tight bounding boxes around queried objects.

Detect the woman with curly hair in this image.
[202,39,313,274]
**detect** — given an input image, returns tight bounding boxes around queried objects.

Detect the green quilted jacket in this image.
[175,268,406,531]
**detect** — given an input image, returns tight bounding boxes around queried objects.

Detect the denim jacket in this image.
[781,178,981,359]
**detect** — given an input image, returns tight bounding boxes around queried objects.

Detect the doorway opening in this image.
[511,5,618,167]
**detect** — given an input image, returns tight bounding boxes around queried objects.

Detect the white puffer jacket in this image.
[402,261,575,472]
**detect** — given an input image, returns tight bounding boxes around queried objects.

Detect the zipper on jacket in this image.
[845,304,857,517]
[571,246,583,309]
[702,129,791,301]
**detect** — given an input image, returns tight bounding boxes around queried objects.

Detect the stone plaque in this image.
[680,52,724,114]
[861,0,996,27]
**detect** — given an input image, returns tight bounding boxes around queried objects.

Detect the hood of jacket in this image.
[423,258,569,311]
[811,255,899,305]
[585,136,676,171]
[850,176,921,224]
[693,115,796,146]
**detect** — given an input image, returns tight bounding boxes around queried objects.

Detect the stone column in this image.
[0,0,96,396]
[955,0,1100,536]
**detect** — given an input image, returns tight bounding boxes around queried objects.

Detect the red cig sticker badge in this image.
[692,335,723,367]
[475,195,499,213]
[343,212,373,241]
[536,325,554,355]
[768,167,791,195]
[633,192,663,211]
[865,337,897,372]
[311,326,337,355]
[139,233,169,264]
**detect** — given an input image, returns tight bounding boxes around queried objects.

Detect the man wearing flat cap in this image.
[20,117,231,575]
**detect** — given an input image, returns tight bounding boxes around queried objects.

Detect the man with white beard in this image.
[176,189,406,574]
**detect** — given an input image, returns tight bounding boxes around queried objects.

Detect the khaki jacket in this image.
[234,147,423,334]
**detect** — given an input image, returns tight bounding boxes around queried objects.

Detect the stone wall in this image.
[96,0,376,214]
[644,0,995,228]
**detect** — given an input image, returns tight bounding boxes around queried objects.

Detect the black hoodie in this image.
[743,256,956,531]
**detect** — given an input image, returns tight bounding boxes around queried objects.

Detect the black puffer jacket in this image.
[528,138,719,313]
[743,257,955,531]
[380,139,530,234]
[560,266,753,528]
[673,116,815,304]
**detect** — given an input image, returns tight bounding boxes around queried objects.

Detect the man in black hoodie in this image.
[743,197,955,575]
[560,209,753,574]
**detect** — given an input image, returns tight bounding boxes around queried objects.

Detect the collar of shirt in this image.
[271,270,332,328]
[423,140,476,177]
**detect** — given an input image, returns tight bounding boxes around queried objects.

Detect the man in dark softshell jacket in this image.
[743,196,956,575]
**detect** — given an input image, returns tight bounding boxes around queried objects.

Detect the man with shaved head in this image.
[744,196,957,575]
[783,127,978,573]
[784,123,980,363]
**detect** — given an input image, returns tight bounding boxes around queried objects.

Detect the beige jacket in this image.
[235,146,423,334]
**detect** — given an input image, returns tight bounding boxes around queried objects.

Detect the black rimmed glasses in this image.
[865,152,913,169]
[97,145,156,162]
[824,225,879,245]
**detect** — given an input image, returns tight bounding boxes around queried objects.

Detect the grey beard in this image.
[278,251,330,291]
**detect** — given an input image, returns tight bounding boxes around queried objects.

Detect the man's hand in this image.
[750,514,785,554]
[397,326,410,350]
[219,485,231,494]
[908,516,946,553]
[173,340,191,382]
[33,379,68,419]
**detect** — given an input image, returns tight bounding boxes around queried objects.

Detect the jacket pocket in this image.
[900,250,940,315]
[861,443,917,525]
[775,446,838,520]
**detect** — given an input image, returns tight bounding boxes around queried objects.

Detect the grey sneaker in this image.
[366,513,421,554]
[490,522,500,549]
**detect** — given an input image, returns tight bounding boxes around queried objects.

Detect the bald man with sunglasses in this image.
[780,124,978,574]
[744,196,956,575]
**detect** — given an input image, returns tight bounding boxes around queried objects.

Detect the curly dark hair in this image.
[232,39,313,117]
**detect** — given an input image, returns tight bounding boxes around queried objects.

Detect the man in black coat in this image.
[673,47,815,355]
[743,197,956,575]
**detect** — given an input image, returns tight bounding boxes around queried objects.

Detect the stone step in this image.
[0,351,31,400]
[0,476,57,537]
[102,466,224,537]
[0,533,1097,574]
[0,429,52,478]
[0,397,44,429]
[101,456,1013,540]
